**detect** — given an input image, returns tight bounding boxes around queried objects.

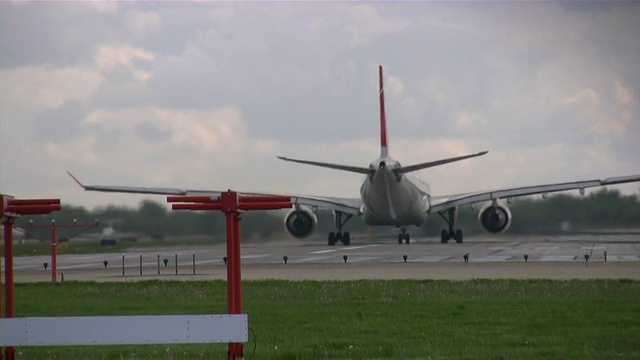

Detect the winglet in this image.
[379,65,389,157]
[67,171,86,189]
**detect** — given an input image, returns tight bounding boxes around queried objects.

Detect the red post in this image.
[51,222,57,282]
[168,191,291,360]
[233,213,242,316]
[226,212,236,315]
[231,213,244,359]
[3,218,15,360]
[1,222,5,315]
[1,220,6,360]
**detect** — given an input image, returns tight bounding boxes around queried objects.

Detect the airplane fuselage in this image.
[360,155,431,227]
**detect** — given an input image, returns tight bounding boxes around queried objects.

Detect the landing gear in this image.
[397,228,410,244]
[328,211,353,246]
[438,207,463,243]
[329,231,351,246]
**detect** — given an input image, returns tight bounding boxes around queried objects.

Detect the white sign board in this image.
[0,314,248,346]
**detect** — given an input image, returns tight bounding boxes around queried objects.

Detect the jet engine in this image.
[478,201,512,234]
[284,207,317,239]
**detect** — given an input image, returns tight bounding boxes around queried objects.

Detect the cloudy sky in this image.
[1,2,639,210]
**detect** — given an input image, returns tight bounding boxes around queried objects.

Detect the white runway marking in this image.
[343,245,379,251]
[241,254,270,259]
[309,244,378,254]
[309,249,335,254]
[580,246,607,250]
[471,255,514,262]
[411,256,450,262]
[540,255,577,261]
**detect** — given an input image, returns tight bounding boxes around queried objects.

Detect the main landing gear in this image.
[438,207,463,243]
[328,211,353,246]
[398,228,410,244]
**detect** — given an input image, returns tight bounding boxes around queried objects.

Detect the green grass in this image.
[7,279,640,359]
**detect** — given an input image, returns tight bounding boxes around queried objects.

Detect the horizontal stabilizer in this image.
[396,151,488,175]
[277,156,371,175]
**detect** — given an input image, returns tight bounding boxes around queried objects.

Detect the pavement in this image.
[5,234,640,282]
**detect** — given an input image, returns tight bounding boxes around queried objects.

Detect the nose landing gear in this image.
[397,228,410,244]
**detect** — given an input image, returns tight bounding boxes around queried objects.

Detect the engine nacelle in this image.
[478,202,512,234]
[284,207,318,239]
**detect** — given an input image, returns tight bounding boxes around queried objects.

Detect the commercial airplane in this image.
[69,65,640,246]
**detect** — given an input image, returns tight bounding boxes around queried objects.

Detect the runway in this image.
[6,234,640,282]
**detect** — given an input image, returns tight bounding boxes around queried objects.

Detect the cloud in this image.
[1,66,105,109]
[95,45,156,82]
[1,2,639,210]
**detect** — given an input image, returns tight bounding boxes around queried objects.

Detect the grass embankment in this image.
[8,279,640,359]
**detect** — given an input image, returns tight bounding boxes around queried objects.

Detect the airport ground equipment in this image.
[1,194,61,360]
[12,219,99,282]
[1,194,250,360]
[168,190,292,360]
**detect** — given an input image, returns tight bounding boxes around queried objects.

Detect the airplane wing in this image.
[429,174,640,213]
[67,172,362,215]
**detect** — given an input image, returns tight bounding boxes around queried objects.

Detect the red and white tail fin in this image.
[379,65,389,158]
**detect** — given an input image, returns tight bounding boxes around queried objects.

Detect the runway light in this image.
[463,253,469,263]
[103,260,109,268]
[524,254,529,262]
[343,255,348,263]
[223,256,228,265]
[163,258,169,267]
[403,255,408,263]
[43,262,48,270]
[283,256,288,264]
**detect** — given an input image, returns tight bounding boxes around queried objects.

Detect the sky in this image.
[1,1,639,210]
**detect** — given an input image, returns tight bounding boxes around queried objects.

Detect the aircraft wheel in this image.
[328,232,336,246]
[455,230,463,243]
[405,234,410,244]
[343,232,351,246]
[440,229,449,244]
[398,234,403,244]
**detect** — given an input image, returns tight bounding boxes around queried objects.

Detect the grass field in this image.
[6,279,640,359]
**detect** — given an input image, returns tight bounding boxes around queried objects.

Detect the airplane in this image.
[68,65,640,246]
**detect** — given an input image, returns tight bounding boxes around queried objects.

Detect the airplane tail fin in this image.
[379,65,389,158]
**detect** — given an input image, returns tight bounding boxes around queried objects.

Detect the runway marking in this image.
[241,254,271,259]
[488,247,512,251]
[411,256,450,262]
[536,246,560,250]
[59,263,103,270]
[580,246,607,250]
[539,255,576,261]
[309,245,378,254]
[310,249,335,254]
[471,255,513,262]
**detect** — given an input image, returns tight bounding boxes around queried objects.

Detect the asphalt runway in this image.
[7,234,640,282]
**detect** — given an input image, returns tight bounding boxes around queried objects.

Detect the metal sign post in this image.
[12,220,99,282]
[168,191,292,360]
[1,195,61,360]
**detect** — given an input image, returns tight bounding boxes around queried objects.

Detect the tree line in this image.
[13,188,639,242]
